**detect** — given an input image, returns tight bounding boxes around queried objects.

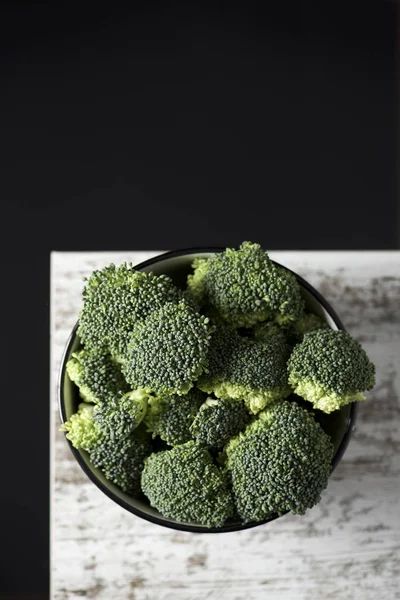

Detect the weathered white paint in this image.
[51,251,400,600]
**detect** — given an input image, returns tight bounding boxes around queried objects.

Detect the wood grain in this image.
[51,251,400,600]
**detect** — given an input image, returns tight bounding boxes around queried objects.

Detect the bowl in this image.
[58,247,357,533]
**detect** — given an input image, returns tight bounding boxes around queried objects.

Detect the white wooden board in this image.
[51,251,400,600]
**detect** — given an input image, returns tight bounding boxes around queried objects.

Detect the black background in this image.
[1,2,398,598]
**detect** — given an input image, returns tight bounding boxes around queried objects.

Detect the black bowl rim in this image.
[58,246,357,534]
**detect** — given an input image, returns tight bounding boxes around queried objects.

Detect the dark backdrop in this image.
[0,2,398,598]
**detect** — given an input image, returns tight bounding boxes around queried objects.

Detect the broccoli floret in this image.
[197,327,292,414]
[122,302,213,396]
[141,441,234,527]
[287,329,376,413]
[66,349,129,404]
[89,426,152,496]
[93,389,150,439]
[224,400,334,523]
[61,402,152,496]
[60,403,99,451]
[144,388,204,446]
[269,266,305,325]
[190,397,251,449]
[187,242,304,327]
[77,264,183,359]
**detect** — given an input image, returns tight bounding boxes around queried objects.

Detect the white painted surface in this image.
[51,251,400,600]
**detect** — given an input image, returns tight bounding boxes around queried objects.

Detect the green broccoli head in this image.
[60,403,99,451]
[66,349,129,404]
[141,441,234,528]
[89,426,152,496]
[190,397,251,449]
[287,329,376,413]
[144,388,204,446]
[187,242,304,327]
[197,327,292,414]
[93,389,150,439]
[224,400,334,523]
[61,400,152,496]
[267,265,305,325]
[122,302,213,396]
[77,264,183,359]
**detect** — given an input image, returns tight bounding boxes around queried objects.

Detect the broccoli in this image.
[141,441,234,527]
[144,388,204,446]
[93,389,150,439]
[224,400,334,523]
[89,426,152,496]
[61,403,152,496]
[187,242,304,327]
[66,349,129,404]
[63,243,375,527]
[77,264,183,359]
[197,327,291,414]
[60,403,98,451]
[122,301,213,396]
[190,397,250,449]
[287,329,376,413]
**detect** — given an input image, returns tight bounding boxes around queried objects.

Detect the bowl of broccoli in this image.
[58,242,375,532]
